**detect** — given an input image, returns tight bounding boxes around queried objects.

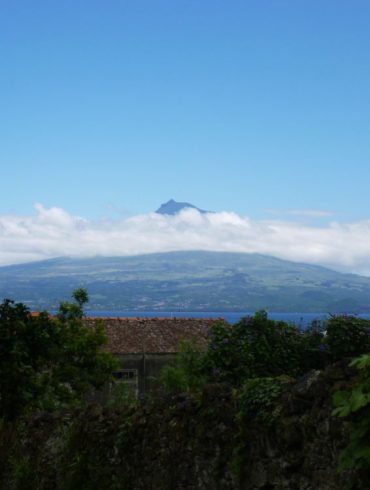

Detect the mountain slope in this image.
[1,251,370,312]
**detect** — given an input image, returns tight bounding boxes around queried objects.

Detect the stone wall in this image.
[1,361,368,490]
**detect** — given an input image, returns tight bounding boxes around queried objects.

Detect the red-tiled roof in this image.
[84,317,225,354]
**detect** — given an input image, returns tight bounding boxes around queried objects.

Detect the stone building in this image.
[84,317,224,396]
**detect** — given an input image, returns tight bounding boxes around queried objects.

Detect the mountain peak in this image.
[155,199,208,215]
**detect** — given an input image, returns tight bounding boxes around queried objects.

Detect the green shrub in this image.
[9,455,34,490]
[0,290,117,421]
[230,376,285,478]
[203,319,253,385]
[158,341,206,394]
[333,354,370,473]
[106,380,138,410]
[238,376,284,425]
[159,312,370,394]
[204,311,319,385]
[299,320,327,371]
[325,315,370,361]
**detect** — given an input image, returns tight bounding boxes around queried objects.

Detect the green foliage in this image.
[57,287,89,321]
[158,312,330,394]
[9,455,33,490]
[204,311,322,386]
[0,290,117,421]
[333,354,370,473]
[325,315,370,361]
[238,377,284,425]
[158,341,206,394]
[72,288,89,308]
[203,319,253,384]
[230,376,286,478]
[0,300,54,420]
[158,312,370,399]
[107,380,138,410]
[299,320,327,371]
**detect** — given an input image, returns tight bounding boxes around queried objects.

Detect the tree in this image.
[57,287,89,320]
[203,311,325,385]
[0,289,117,421]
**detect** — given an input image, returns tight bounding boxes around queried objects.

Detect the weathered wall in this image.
[113,352,176,393]
[1,361,368,490]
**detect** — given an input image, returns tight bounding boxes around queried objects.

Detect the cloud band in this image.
[0,204,369,275]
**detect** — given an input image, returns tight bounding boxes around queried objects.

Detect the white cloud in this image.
[1,204,370,275]
[285,209,334,218]
[265,208,334,218]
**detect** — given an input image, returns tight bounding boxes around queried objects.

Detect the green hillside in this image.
[1,251,370,312]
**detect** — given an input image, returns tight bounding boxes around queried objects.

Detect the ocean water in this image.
[83,311,370,328]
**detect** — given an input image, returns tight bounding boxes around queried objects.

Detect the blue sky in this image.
[2,0,370,220]
[1,1,370,272]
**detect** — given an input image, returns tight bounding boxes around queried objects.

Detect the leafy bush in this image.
[230,376,286,478]
[204,311,321,385]
[238,376,284,425]
[325,315,370,361]
[106,380,139,410]
[8,455,33,490]
[159,313,370,396]
[299,320,327,370]
[0,289,117,420]
[333,354,370,472]
[203,319,253,385]
[158,341,206,394]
